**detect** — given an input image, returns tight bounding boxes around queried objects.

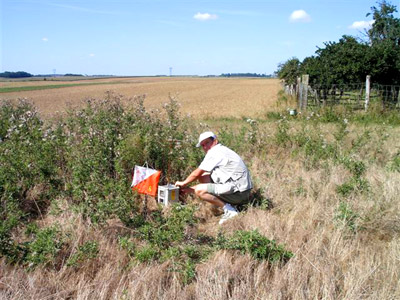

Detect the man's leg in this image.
[193,184,225,208]
[179,173,225,207]
[179,173,212,195]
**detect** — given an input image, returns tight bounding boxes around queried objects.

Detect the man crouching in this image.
[175,131,253,224]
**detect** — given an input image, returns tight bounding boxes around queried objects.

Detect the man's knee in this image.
[194,185,208,198]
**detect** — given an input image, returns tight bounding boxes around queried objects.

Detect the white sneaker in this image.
[219,204,238,225]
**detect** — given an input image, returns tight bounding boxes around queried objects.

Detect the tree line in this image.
[0,71,33,78]
[277,0,400,86]
[0,72,87,78]
[220,73,272,78]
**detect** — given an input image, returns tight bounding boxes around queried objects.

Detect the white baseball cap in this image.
[196,131,216,147]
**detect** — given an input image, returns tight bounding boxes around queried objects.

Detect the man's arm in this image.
[175,168,205,188]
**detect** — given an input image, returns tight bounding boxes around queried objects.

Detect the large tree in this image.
[276,57,301,85]
[367,0,400,46]
[367,0,400,84]
[302,36,370,86]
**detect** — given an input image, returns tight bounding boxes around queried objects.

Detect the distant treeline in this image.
[0,71,33,78]
[220,73,272,78]
[64,73,84,77]
[0,72,87,78]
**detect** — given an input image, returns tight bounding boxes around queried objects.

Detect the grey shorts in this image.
[207,183,251,205]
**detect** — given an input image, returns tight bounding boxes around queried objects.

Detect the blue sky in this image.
[1,0,394,76]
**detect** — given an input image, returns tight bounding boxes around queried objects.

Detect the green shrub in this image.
[217,125,247,152]
[0,100,62,221]
[336,176,370,197]
[340,157,366,178]
[0,217,26,264]
[0,100,63,263]
[215,230,293,263]
[388,151,400,172]
[25,225,64,268]
[245,118,259,146]
[317,107,343,123]
[118,236,136,258]
[274,118,292,147]
[334,201,360,233]
[180,259,197,285]
[160,246,181,262]
[67,241,99,267]
[265,111,283,120]
[135,244,158,263]
[335,155,369,197]
[136,204,197,248]
[295,126,338,167]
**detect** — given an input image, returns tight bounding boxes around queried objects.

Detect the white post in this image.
[302,74,309,110]
[297,77,301,109]
[365,75,371,111]
[397,87,400,108]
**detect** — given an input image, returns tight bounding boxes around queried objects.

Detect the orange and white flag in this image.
[131,166,161,197]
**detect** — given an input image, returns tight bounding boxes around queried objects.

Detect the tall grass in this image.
[1,94,399,299]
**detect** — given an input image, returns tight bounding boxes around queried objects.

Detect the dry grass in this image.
[0,77,281,119]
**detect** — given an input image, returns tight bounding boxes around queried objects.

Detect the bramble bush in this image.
[62,93,201,224]
[1,100,63,264]
[0,100,62,221]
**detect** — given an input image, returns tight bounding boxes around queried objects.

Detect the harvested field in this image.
[0,77,281,119]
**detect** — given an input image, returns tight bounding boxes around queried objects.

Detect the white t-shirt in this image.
[199,144,252,192]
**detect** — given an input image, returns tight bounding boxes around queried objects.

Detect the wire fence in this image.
[285,75,400,110]
[372,84,400,108]
[307,83,366,108]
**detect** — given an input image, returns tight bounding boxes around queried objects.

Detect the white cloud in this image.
[349,20,374,30]
[89,53,95,57]
[42,37,48,42]
[193,12,218,21]
[289,10,311,23]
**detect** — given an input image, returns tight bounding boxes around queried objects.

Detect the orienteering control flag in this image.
[131,165,161,197]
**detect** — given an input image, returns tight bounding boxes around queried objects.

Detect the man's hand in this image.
[175,181,186,188]
[175,168,204,189]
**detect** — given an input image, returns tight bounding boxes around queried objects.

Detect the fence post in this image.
[297,76,302,109]
[397,86,400,108]
[365,75,371,111]
[301,74,309,110]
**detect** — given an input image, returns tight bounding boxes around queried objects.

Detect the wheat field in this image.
[0,77,281,119]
